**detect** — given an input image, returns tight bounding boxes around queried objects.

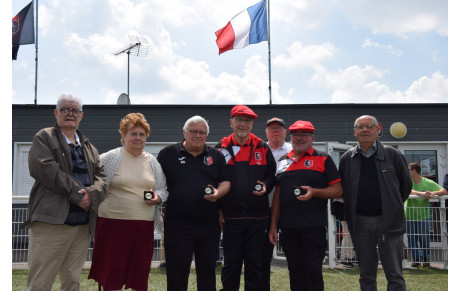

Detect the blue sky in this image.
[10,0,449,105]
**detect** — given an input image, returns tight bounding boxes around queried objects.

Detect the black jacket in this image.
[216,133,276,218]
[339,140,411,237]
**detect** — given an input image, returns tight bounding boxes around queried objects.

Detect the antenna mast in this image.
[113,34,149,103]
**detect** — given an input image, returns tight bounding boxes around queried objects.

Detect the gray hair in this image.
[183,115,210,135]
[56,93,83,111]
[354,115,378,127]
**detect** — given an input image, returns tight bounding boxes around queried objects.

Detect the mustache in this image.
[293,141,307,145]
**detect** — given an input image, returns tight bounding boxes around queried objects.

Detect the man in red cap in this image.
[268,120,342,291]
[216,105,276,291]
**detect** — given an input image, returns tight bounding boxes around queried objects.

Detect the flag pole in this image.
[267,0,272,105]
[34,0,38,105]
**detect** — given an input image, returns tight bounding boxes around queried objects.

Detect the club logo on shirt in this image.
[255,152,262,161]
[178,156,186,164]
[304,159,314,168]
[204,156,213,165]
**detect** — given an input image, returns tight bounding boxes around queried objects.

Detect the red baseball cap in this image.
[289,120,315,133]
[230,105,258,119]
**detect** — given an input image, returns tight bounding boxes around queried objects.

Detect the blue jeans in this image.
[406,219,431,262]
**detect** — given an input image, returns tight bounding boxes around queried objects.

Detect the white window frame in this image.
[345,141,448,182]
[13,142,33,203]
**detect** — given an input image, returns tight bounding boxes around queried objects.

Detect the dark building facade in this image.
[13,103,448,200]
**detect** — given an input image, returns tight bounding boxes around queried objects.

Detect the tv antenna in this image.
[113,34,149,102]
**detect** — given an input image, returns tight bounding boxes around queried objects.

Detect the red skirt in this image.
[88,217,154,291]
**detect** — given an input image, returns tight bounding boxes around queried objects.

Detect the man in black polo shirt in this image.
[339,115,411,291]
[216,105,276,291]
[157,115,231,291]
[268,120,342,291]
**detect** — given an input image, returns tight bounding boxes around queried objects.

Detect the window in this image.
[13,143,34,201]
[405,150,438,183]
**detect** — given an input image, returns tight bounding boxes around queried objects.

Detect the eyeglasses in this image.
[354,124,377,130]
[233,117,253,124]
[59,108,82,115]
[128,132,147,138]
[188,129,207,136]
[290,132,313,138]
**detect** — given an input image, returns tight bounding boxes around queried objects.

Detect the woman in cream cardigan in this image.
[89,113,168,291]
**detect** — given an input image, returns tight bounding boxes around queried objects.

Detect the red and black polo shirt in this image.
[276,147,341,228]
[216,133,276,218]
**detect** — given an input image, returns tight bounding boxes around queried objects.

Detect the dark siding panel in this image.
[13,104,448,155]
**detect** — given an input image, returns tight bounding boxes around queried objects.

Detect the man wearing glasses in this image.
[216,105,276,291]
[25,93,106,290]
[339,115,412,291]
[261,117,292,291]
[157,115,231,291]
[268,120,342,290]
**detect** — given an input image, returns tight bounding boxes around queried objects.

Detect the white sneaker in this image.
[402,259,411,269]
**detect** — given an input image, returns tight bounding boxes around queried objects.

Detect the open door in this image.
[326,142,353,167]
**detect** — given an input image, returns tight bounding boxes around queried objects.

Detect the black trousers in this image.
[280,227,326,291]
[221,218,268,291]
[261,210,274,291]
[164,218,221,291]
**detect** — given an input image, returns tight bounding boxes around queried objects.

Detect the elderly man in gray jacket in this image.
[339,115,411,291]
[24,93,106,291]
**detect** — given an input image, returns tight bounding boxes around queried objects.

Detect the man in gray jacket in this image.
[339,115,411,291]
[24,93,106,290]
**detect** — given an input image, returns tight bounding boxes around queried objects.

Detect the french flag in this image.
[215,0,267,55]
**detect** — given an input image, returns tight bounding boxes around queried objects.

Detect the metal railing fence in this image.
[13,196,447,269]
[273,195,448,269]
[12,206,223,268]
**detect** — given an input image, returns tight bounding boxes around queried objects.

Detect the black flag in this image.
[12,1,35,60]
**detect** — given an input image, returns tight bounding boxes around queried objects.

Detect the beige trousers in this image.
[27,222,90,291]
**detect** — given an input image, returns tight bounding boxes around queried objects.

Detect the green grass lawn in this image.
[13,265,448,291]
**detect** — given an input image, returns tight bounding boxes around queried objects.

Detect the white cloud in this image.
[102,88,120,104]
[64,32,126,69]
[107,0,157,30]
[132,92,176,104]
[38,5,53,36]
[362,38,403,56]
[146,25,177,64]
[309,64,447,103]
[12,59,29,71]
[152,55,283,105]
[333,0,447,37]
[270,0,328,29]
[273,42,336,69]
[400,71,447,103]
